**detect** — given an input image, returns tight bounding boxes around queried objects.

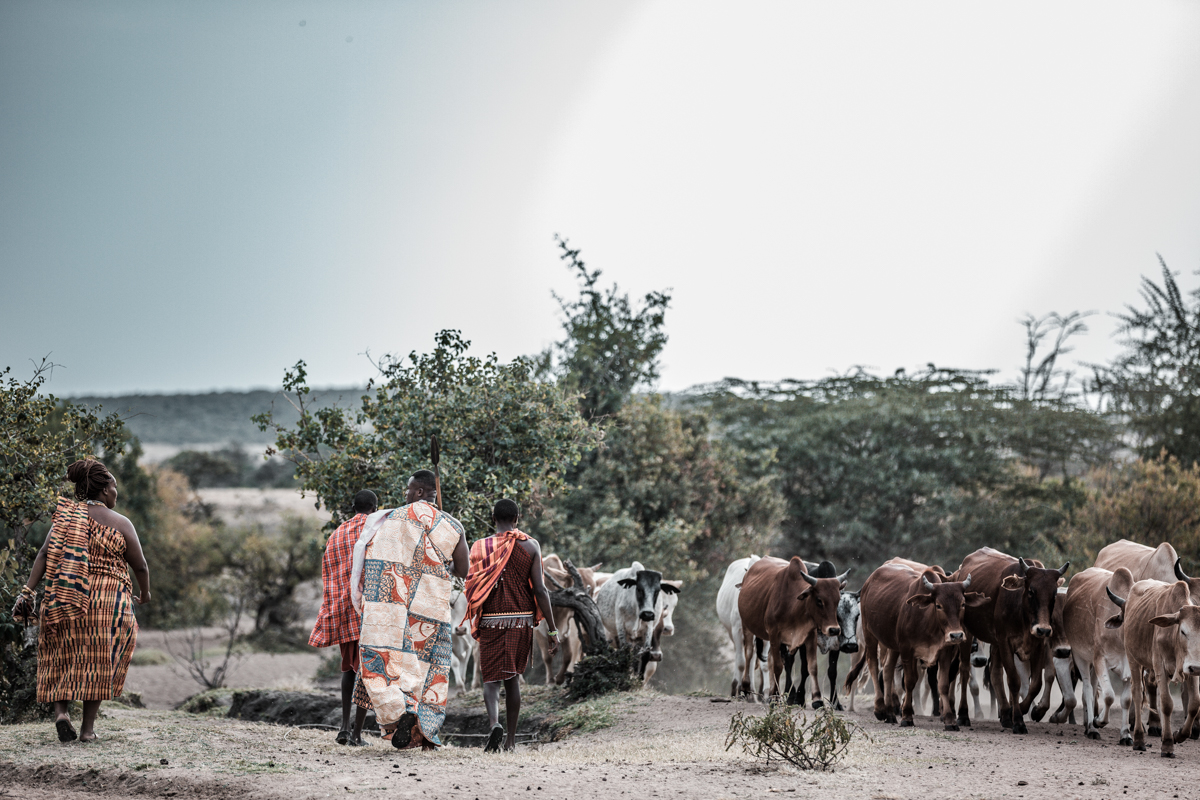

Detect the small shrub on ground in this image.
[566,646,642,701]
[726,702,865,771]
[130,648,170,666]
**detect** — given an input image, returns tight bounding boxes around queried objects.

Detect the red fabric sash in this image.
[462,530,543,637]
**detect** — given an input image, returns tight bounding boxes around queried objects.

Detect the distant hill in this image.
[69,388,366,446]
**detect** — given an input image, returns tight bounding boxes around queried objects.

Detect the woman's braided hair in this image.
[66,459,113,501]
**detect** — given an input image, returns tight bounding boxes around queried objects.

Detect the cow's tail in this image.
[843,648,868,694]
[754,637,767,663]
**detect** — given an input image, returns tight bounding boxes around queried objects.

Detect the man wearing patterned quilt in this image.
[349,470,469,750]
[309,488,376,746]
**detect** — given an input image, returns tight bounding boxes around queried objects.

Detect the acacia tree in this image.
[1092,257,1200,465]
[255,330,598,535]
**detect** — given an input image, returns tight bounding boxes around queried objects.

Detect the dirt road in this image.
[1,693,1193,800]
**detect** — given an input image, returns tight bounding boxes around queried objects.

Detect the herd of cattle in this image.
[444,540,1200,758]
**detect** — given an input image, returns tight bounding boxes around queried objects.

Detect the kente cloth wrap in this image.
[475,542,536,682]
[37,511,138,701]
[41,497,92,626]
[309,513,367,648]
[462,530,544,638]
[356,501,464,744]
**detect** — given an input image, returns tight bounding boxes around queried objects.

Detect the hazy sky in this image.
[3,1,1199,397]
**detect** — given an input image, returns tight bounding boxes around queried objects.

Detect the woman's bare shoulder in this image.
[88,506,136,537]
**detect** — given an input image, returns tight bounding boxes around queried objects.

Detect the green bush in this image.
[726,703,864,771]
[565,645,641,701]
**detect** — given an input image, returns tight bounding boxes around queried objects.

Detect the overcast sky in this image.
[3,1,1199,397]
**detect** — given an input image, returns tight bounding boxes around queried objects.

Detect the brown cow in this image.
[1060,567,1135,742]
[955,547,1068,734]
[1093,541,1200,736]
[1107,579,1200,757]
[739,556,844,704]
[849,561,988,729]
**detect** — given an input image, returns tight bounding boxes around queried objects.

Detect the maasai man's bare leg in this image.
[349,704,368,744]
[340,669,355,732]
[484,680,502,729]
[503,675,521,750]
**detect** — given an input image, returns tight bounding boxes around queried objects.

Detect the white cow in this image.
[643,580,682,685]
[716,555,767,697]
[449,589,479,694]
[595,561,682,686]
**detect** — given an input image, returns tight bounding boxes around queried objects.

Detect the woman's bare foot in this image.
[79,732,99,743]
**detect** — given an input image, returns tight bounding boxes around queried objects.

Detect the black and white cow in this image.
[595,560,682,679]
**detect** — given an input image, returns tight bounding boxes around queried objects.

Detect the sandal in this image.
[389,712,418,750]
[484,724,504,754]
[56,719,77,743]
[335,730,350,745]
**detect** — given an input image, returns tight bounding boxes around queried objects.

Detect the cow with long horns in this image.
[847,560,989,729]
[954,547,1068,734]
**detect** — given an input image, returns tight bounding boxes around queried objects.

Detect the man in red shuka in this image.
[463,499,557,752]
[309,489,377,745]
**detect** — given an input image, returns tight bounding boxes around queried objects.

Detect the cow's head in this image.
[1051,587,1072,659]
[970,639,988,669]
[1001,558,1068,639]
[658,580,682,636]
[1149,582,1200,679]
[837,591,861,653]
[1102,568,1135,630]
[905,571,990,644]
[617,568,666,622]
[795,559,847,653]
[1174,559,1200,600]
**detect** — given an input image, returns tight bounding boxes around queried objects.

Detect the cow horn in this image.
[1056,561,1070,577]
[801,571,818,586]
[1175,558,1191,582]
[961,573,972,590]
[1106,587,1127,608]
[1017,558,1029,576]
[922,575,936,591]
[835,568,852,583]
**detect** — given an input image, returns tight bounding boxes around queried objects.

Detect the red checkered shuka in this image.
[308,513,367,648]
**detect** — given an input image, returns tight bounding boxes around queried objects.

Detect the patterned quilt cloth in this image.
[353,501,464,744]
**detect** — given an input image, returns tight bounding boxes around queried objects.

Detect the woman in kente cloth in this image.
[10,459,151,743]
[463,499,558,753]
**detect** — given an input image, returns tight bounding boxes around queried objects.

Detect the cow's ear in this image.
[734,582,743,589]
[906,594,935,607]
[1150,613,1181,628]
[1001,575,1025,591]
[847,591,860,599]
[964,592,990,607]
[661,581,682,594]
[1104,614,1124,630]
[1056,577,1066,588]
[617,578,638,588]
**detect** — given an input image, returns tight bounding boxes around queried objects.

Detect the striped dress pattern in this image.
[37,501,138,702]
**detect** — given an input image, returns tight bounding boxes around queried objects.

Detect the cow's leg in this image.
[767,638,783,699]
[1146,671,1162,738]
[1075,653,1098,739]
[990,654,1011,728]
[784,644,800,705]
[1129,660,1146,751]
[1156,667,1175,757]
[827,648,842,711]
[899,655,919,727]
[731,619,746,697]
[1172,677,1197,744]
[806,638,824,709]
[1031,657,1054,721]
[1019,654,1045,718]
[956,640,974,727]
[1180,677,1200,741]
[1049,655,1074,724]
[883,649,902,722]
[938,650,958,730]
[923,666,939,717]
[863,630,888,722]
[998,646,1029,734]
[613,604,629,648]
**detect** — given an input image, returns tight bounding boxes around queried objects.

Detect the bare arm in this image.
[121,527,151,604]
[24,529,52,591]
[526,540,559,656]
[450,529,470,579]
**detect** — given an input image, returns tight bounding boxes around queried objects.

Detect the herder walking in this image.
[463,499,558,753]
[309,489,377,746]
[350,471,469,749]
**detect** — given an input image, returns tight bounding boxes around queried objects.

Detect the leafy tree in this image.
[540,236,671,420]
[533,395,783,582]
[0,360,138,722]
[1051,454,1200,572]
[255,330,598,534]
[701,366,1113,574]
[1092,257,1200,465]
[225,515,324,634]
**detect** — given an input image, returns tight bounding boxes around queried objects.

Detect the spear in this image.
[430,434,443,510]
